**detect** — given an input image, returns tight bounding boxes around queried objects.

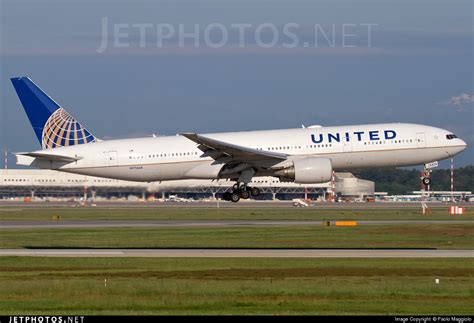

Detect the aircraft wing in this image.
[180,133,287,164]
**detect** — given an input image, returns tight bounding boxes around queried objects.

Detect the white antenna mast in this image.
[3,148,9,169]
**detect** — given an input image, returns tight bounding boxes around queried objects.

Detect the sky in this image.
[0,0,473,168]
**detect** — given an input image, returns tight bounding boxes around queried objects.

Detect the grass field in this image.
[0,205,472,221]
[1,206,472,315]
[0,257,473,315]
[1,206,472,249]
[1,224,473,249]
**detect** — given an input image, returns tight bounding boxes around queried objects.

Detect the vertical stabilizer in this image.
[11,77,97,149]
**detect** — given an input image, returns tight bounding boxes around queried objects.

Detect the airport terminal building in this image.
[0,169,375,202]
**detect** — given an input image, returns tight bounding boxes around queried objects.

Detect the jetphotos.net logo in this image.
[96,17,379,53]
[7,317,84,323]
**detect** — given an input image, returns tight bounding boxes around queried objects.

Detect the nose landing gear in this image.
[421,162,435,188]
[422,176,431,186]
[222,183,261,202]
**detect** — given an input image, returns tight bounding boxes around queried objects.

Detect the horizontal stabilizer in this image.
[16,152,82,163]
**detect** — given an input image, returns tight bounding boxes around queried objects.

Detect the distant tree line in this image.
[351,165,474,195]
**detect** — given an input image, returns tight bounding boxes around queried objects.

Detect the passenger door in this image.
[416,133,426,148]
[107,151,118,166]
[343,137,352,152]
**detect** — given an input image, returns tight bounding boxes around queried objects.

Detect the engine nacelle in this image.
[275,157,333,184]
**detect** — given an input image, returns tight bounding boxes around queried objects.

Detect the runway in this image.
[0,248,472,258]
[1,200,471,208]
[1,219,473,229]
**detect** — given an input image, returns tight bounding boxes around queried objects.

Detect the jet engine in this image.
[275,157,333,183]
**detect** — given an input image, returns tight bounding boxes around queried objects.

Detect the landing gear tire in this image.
[422,177,431,186]
[250,187,260,197]
[240,190,250,199]
[223,192,231,201]
[230,192,241,203]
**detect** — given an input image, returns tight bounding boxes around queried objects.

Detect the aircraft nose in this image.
[453,138,468,155]
[447,136,468,156]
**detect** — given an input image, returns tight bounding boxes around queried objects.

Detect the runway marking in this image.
[0,249,472,258]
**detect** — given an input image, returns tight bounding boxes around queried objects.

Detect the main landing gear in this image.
[222,183,260,202]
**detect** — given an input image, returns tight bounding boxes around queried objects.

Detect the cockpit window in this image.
[446,134,458,140]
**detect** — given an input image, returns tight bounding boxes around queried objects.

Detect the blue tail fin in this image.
[10,77,97,149]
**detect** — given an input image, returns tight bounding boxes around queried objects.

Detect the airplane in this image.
[10,77,467,202]
[292,199,310,207]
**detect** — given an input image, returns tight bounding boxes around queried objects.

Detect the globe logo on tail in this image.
[42,108,97,149]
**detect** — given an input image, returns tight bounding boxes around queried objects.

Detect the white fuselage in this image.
[23,123,467,182]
